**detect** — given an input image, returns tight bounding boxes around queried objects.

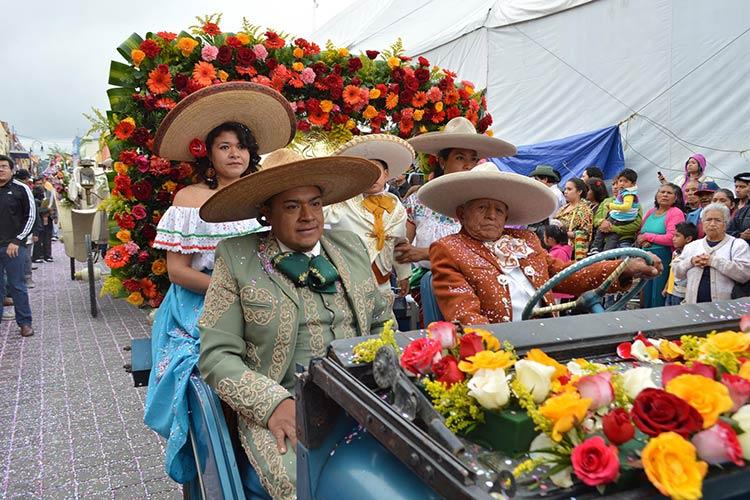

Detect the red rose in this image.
[139,39,161,58]
[237,47,256,66]
[131,204,147,221]
[414,68,430,84]
[632,388,703,438]
[417,56,430,67]
[432,355,465,387]
[122,279,140,292]
[189,138,207,158]
[662,362,716,386]
[400,337,442,375]
[391,67,405,82]
[225,36,242,48]
[312,62,328,76]
[119,150,138,165]
[141,224,157,241]
[571,436,620,487]
[459,332,484,360]
[602,408,635,445]
[297,120,311,132]
[347,57,363,73]
[131,127,151,147]
[217,45,233,66]
[116,213,136,230]
[365,50,379,60]
[477,114,493,133]
[131,180,153,202]
[266,57,278,70]
[722,373,750,411]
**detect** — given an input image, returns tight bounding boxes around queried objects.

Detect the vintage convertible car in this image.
[167,298,750,499]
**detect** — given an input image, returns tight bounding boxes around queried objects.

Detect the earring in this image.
[205,166,216,182]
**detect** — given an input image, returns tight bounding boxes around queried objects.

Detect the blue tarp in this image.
[490,125,624,185]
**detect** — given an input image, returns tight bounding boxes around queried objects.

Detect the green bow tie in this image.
[272,251,340,294]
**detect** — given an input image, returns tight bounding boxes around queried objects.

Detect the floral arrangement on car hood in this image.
[398,319,750,499]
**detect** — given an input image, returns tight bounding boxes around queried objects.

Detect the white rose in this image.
[467,368,510,410]
[529,433,573,488]
[621,366,657,399]
[515,360,556,404]
[731,405,750,460]
[630,339,662,363]
[737,432,750,461]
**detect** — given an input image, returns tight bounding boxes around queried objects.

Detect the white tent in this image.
[315,0,750,198]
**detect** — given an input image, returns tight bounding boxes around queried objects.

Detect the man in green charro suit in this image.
[198,148,392,499]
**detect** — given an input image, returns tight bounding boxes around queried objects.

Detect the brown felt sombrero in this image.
[418,163,558,225]
[200,149,380,222]
[408,117,516,158]
[334,134,415,180]
[153,82,296,161]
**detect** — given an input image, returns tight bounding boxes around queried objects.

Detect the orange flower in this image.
[292,62,304,72]
[154,98,176,110]
[104,245,131,269]
[147,67,172,95]
[434,101,444,112]
[444,88,460,104]
[308,109,329,127]
[526,348,568,380]
[236,66,258,76]
[264,31,286,49]
[113,162,128,175]
[140,278,158,299]
[293,47,304,59]
[343,85,364,107]
[162,180,177,193]
[116,229,131,243]
[387,56,400,68]
[411,91,428,108]
[539,392,592,441]
[369,88,381,99]
[413,109,424,121]
[127,292,144,307]
[151,258,167,276]
[176,37,199,57]
[319,100,334,113]
[192,61,216,87]
[236,33,250,45]
[385,93,399,110]
[217,70,229,82]
[363,105,378,120]
[130,49,146,68]
[113,117,136,140]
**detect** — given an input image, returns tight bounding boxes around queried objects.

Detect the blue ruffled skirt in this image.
[144,282,205,483]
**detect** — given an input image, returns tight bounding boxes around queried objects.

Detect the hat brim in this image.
[417,170,558,225]
[334,134,414,180]
[153,82,296,161]
[199,156,380,222]
[407,132,517,158]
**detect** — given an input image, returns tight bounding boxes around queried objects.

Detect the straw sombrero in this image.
[408,117,517,158]
[417,163,557,225]
[200,149,380,222]
[153,82,295,161]
[334,134,415,180]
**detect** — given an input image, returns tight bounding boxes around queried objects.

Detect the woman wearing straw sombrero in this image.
[197,148,392,499]
[143,82,296,484]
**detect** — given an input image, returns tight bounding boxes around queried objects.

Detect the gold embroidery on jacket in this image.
[215,371,289,424]
[299,288,326,356]
[240,286,276,325]
[198,256,237,329]
[269,302,294,380]
[239,417,296,500]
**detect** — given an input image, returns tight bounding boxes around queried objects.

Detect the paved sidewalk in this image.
[0,242,180,499]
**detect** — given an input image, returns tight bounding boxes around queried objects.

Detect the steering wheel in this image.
[521,247,655,321]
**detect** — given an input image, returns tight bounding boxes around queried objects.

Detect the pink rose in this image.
[740,314,750,333]
[722,373,750,412]
[400,338,442,376]
[131,204,147,220]
[135,155,150,173]
[427,321,456,349]
[300,67,316,84]
[201,45,219,62]
[661,362,716,386]
[692,421,745,466]
[571,436,620,486]
[253,44,268,61]
[576,372,614,409]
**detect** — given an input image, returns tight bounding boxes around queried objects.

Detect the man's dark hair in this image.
[32,185,45,201]
[584,166,604,179]
[543,224,568,245]
[0,154,15,169]
[14,168,31,181]
[675,222,698,242]
[617,168,638,183]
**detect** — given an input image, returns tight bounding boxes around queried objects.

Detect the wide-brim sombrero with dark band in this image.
[334,134,415,180]
[153,82,296,161]
[418,163,558,225]
[200,149,380,222]
[408,117,516,158]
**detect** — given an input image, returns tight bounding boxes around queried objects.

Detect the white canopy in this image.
[316,0,750,197]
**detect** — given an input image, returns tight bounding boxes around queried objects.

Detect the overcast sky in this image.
[0,0,355,152]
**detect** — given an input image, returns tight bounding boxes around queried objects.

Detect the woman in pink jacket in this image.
[636,183,686,307]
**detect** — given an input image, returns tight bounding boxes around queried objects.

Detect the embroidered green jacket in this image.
[198,229,392,499]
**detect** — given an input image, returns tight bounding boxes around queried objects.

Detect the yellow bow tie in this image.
[362,194,396,251]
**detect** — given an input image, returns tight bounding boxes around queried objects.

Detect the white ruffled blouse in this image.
[153,206,261,271]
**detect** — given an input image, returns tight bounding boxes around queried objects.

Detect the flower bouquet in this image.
[384,320,750,499]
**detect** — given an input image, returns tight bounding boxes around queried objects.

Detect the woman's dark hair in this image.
[585,177,608,203]
[566,177,588,199]
[714,188,736,207]
[432,148,453,178]
[584,166,604,179]
[543,224,568,245]
[654,183,685,211]
[196,121,261,189]
[675,221,698,242]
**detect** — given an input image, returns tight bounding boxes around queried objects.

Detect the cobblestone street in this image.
[0,242,180,499]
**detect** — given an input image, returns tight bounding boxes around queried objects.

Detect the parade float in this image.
[100,14,492,309]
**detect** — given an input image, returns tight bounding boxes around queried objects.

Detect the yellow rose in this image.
[114,162,128,175]
[338,47,350,57]
[116,229,131,243]
[419,125,427,133]
[701,330,750,354]
[131,49,146,68]
[458,350,515,374]
[413,109,424,121]
[641,432,707,500]
[465,327,500,351]
[127,292,144,307]
[162,180,177,193]
[345,119,356,130]
[292,62,304,72]
[236,33,250,45]
[526,348,568,380]
[363,105,378,120]
[659,340,685,361]
[739,360,750,381]
[293,47,304,59]
[539,392,591,442]
[320,100,334,113]
[369,88,381,99]
[464,85,475,95]
[151,258,167,276]
[485,130,494,137]
[218,70,229,82]
[387,56,400,68]
[666,374,733,428]
[176,37,199,57]
[434,101,444,112]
